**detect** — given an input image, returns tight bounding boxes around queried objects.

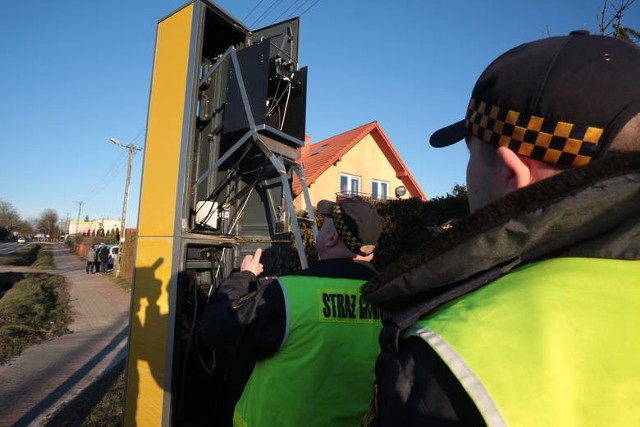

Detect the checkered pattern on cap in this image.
[465,99,605,167]
[331,204,364,255]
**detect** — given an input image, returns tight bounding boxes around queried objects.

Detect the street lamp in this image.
[109,137,142,276]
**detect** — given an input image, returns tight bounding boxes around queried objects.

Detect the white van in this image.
[108,245,120,268]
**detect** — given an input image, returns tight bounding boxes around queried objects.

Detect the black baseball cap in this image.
[430,31,640,167]
[317,197,382,256]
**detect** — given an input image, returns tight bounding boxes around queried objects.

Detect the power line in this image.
[244,0,322,29]
[243,0,268,22]
[81,126,145,217]
[250,0,284,28]
[272,0,307,22]
[298,0,322,17]
[128,127,145,145]
[82,150,127,203]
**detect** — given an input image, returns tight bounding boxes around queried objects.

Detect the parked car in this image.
[108,245,120,269]
[94,244,120,270]
[17,237,26,243]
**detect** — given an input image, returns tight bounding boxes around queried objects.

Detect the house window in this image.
[372,180,389,200]
[340,173,360,196]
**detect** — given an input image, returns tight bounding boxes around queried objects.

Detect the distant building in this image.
[69,218,121,236]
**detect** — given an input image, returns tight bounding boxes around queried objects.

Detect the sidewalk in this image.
[0,242,131,427]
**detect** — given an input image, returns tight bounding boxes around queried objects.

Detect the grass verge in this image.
[0,243,55,269]
[33,244,55,269]
[0,273,72,364]
[0,243,41,266]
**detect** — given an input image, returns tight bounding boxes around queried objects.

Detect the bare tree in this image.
[37,209,59,240]
[598,0,640,43]
[0,200,21,232]
[13,220,35,237]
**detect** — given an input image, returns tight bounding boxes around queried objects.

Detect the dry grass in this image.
[0,244,65,364]
[0,273,71,364]
[0,243,41,266]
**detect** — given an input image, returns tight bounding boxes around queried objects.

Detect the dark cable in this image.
[299,0,321,17]
[250,0,284,28]
[242,0,267,22]
[272,0,305,22]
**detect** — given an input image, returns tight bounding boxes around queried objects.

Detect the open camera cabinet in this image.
[124,1,315,425]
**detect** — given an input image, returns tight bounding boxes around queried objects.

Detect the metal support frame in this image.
[192,47,315,268]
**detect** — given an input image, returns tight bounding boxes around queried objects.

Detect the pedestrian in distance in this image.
[100,245,110,273]
[362,31,640,426]
[94,244,102,273]
[199,196,387,427]
[85,246,96,274]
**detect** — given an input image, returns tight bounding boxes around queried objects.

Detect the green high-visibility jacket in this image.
[234,275,385,426]
[408,257,640,426]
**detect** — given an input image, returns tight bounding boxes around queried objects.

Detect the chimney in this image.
[300,134,312,157]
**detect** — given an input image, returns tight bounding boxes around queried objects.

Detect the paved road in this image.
[0,241,29,256]
[0,242,131,427]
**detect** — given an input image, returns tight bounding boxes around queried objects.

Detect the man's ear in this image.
[496,146,532,191]
[325,229,340,248]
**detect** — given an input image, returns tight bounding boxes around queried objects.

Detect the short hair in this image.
[607,112,640,154]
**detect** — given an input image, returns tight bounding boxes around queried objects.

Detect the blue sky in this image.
[1,0,637,226]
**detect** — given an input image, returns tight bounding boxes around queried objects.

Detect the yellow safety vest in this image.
[234,275,385,426]
[409,257,640,426]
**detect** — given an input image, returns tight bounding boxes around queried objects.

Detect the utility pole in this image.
[73,201,83,236]
[110,137,142,277]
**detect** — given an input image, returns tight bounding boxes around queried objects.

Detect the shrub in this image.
[291,193,470,271]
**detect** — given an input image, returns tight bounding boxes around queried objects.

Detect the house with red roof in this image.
[293,121,427,211]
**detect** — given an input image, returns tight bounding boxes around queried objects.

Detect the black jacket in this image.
[199,257,378,426]
[361,153,640,426]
